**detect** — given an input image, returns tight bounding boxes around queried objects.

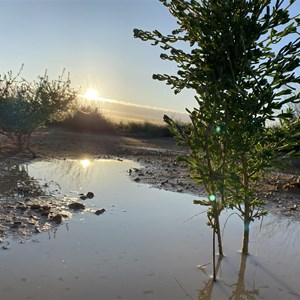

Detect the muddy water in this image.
[0,159,300,300]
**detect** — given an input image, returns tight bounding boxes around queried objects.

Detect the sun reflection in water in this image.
[80,159,91,169]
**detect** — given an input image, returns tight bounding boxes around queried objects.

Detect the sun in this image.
[83,88,98,100]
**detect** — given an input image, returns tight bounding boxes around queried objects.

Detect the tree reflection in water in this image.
[199,254,259,300]
[228,254,259,300]
[198,257,223,299]
[32,159,95,192]
[0,164,45,197]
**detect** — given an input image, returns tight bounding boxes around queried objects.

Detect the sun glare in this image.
[83,88,98,100]
[80,159,91,169]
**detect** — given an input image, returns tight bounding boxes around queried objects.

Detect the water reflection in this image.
[227,255,259,300]
[198,255,260,300]
[199,257,223,299]
[80,159,91,169]
[0,159,299,300]
[198,214,300,299]
[29,159,99,194]
[0,164,45,197]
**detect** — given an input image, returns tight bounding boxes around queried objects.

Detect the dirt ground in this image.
[0,127,300,240]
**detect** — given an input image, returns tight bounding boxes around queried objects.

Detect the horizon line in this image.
[79,95,188,116]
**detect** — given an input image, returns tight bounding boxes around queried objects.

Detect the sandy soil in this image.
[0,127,300,240]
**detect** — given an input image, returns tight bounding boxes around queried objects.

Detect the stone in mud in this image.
[95,208,106,215]
[30,204,41,210]
[58,210,72,219]
[2,243,9,250]
[42,205,51,211]
[52,214,63,224]
[86,192,94,199]
[17,204,28,211]
[68,202,85,210]
[35,226,42,233]
[29,215,39,221]
[11,221,22,228]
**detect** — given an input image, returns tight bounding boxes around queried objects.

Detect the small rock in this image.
[2,244,9,250]
[42,205,51,211]
[41,211,50,217]
[30,204,41,210]
[18,205,28,211]
[95,209,106,215]
[290,205,298,211]
[52,214,63,224]
[68,202,85,210]
[35,227,42,233]
[86,192,94,199]
[11,221,22,228]
[133,178,141,182]
[80,195,87,200]
[60,211,73,219]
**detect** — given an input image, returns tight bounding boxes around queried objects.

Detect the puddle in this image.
[0,159,299,299]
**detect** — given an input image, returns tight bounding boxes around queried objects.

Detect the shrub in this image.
[0,69,77,154]
[56,106,115,134]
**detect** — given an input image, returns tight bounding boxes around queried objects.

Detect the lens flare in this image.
[209,194,216,201]
[215,126,221,133]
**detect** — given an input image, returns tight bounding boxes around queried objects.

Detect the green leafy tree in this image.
[134,0,300,263]
[0,69,77,154]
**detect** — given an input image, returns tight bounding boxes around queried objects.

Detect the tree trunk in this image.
[242,215,250,255]
[241,155,250,255]
[215,215,223,257]
[212,227,216,282]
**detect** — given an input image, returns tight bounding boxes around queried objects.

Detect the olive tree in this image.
[0,69,77,154]
[134,0,300,263]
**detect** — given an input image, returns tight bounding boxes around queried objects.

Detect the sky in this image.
[0,0,299,123]
[0,0,195,122]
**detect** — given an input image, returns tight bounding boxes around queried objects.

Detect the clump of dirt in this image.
[0,195,88,239]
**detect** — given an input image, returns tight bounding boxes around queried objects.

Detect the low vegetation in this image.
[56,106,116,134]
[0,68,77,155]
[54,105,179,138]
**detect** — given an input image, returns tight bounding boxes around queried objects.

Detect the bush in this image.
[116,121,173,137]
[0,69,77,153]
[56,106,115,134]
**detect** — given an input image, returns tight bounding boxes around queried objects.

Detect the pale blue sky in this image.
[0,0,299,116]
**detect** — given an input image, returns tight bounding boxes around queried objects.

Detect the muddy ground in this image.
[0,127,300,240]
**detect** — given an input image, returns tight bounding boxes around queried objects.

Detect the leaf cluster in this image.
[135,0,300,229]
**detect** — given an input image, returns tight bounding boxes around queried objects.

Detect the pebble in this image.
[52,214,63,224]
[68,202,85,210]
[95,209,106,215]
